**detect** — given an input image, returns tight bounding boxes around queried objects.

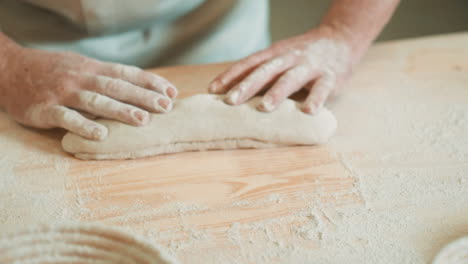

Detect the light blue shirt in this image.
[0,0,270,67]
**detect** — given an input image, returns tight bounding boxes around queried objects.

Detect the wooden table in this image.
[1,33,467,263]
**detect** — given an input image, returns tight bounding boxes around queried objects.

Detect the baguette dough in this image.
[62,94,337,160]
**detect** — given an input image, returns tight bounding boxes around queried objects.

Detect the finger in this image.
[302,76,335,115]
[70,91,150,126]
[224,54,298,105]
[98,63,178,98]
[257,64,319,112]
[77,110,97,120]
[44,105,108,140]
[208,49,276,94]
[83,75,172,113]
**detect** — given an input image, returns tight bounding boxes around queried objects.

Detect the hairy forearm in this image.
[0,33,21,108]
[319,0,400,55]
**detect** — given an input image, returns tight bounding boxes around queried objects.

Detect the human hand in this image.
[0,44,177,140]
[209,27,359,114]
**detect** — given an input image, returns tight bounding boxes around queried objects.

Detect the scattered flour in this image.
[0,118,76,231]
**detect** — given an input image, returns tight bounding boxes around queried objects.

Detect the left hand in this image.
[208,27,359,114]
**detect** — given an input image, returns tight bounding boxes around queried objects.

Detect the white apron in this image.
[0,0,270,67]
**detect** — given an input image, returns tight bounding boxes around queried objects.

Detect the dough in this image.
[62,94,337,160]
[0,223,178,264]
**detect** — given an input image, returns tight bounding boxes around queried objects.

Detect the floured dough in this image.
[0,223,178,264]
[62,94,337,160]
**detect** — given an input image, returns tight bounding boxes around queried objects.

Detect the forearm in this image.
[0,32,20,58]
[0,32,22,109]
[319,0,400,57]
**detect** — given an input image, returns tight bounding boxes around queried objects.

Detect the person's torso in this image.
[24,0,209,34]
[0,0,270,67]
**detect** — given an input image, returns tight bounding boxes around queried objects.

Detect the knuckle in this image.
[11,110,34,127]
[78,91,102,109]
[48,106,66,120]
[113,64,126,75]
[56,74,77,90]
[22,104,51,127]
[97,77,121,93]
[45,106,74,127]
[105,79,121,91]
[283,66,310,83]
[114,64,140,77]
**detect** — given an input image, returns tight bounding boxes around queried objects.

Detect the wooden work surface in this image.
[1,33,467,263]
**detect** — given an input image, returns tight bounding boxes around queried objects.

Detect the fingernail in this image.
[208,81,220,94]
[91,126,107,141]
[302,102,323,115]
[156,97,172,112]
[210,79,228,94]
[165,87,178,98]
[257,96,275,112]
[132,109,149,125]
[225,90,240,105]
[208,82,218,93]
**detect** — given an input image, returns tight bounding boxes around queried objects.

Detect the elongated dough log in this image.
[62,94,337,160]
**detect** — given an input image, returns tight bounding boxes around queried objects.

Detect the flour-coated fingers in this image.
[99,63,178,98]
[44,105,108,140]
[257,64,319,112]
[70,91,150,126]
[223,54,299,106]
[302,76,335,114]
[208,49,275,94]
[83,75,172,113]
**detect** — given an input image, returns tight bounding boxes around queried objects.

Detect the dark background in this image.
[270,0,468,41]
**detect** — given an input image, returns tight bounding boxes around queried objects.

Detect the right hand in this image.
[0,45,177,140]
